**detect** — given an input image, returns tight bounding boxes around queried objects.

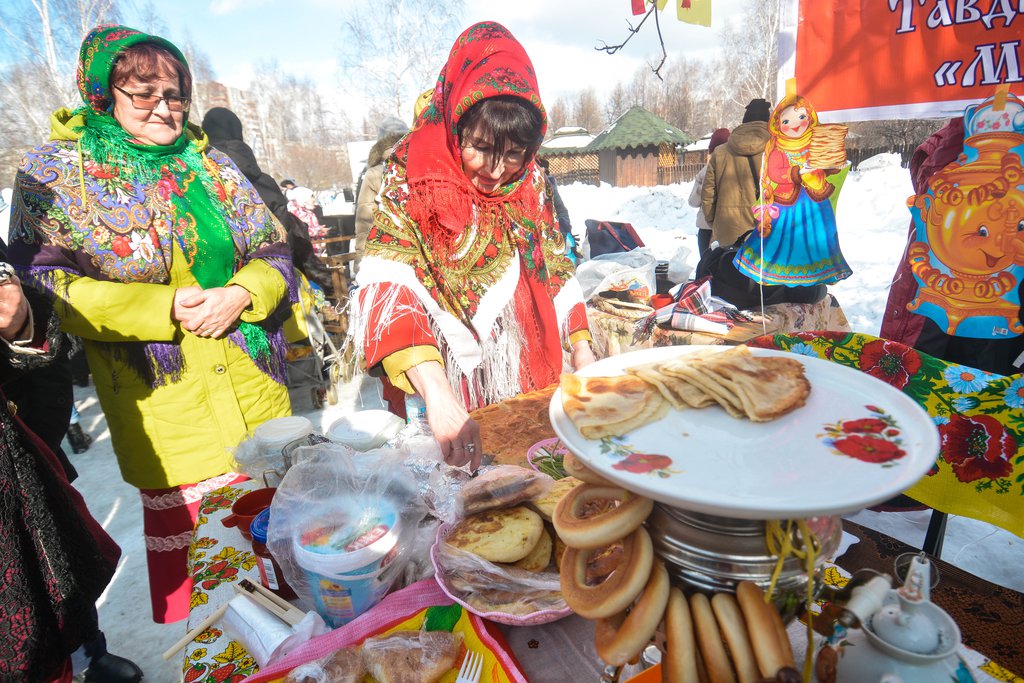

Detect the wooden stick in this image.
[233,583,305,626]
[162,603,229,660]
[240,577,299,617]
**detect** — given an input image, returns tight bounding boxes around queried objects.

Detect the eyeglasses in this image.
[113,85,191,112]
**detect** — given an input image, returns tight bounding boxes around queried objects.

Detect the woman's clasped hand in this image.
[173,285,253,338]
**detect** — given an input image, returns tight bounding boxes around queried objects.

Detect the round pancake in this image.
[513,528,553,572]
[530,476,583,520]
[446,506,544,563]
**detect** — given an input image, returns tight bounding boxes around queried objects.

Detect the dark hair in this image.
[457,96,544,171]
[110,41,192,99]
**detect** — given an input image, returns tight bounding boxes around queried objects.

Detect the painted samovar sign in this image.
[906,88,1024,339]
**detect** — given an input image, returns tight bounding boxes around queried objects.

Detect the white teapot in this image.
[828,553,975,683]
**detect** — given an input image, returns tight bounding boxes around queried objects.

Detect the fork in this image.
[455,651,484,683]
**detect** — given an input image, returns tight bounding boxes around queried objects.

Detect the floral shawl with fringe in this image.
[8,113,295,387]
[353,22,587,407]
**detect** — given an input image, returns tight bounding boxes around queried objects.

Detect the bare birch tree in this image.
[716,0,780,113]
[338,0,465,127]
[573,88,605,136]
[0,0,119,181]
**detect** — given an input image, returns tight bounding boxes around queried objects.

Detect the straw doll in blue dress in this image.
[734,88,852,287]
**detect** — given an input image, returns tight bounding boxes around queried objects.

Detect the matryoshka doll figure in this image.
[734,81,852,287]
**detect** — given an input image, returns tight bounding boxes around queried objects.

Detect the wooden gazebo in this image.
[584,107,694,187]
[538,127,598,186]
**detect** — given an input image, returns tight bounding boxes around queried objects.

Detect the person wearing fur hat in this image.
[351,22,593,466]
[701,99,773,249]
[689,127,730,256]
[8,25,295,624]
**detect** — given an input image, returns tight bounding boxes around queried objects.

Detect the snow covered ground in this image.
[74,154,1023,681]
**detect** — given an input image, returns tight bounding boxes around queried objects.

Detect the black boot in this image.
[67,423,92,454]
[82,632,143,683]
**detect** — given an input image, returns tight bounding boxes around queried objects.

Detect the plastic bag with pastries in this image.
[435,530,567,619]
[282,646,365,683]
[453,464,554,518]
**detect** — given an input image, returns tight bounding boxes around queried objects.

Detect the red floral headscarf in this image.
[403,21,547,256]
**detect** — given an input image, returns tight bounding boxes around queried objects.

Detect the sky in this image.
[118,0,750,115]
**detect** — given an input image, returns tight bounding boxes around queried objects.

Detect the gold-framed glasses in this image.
[113,85,191,112]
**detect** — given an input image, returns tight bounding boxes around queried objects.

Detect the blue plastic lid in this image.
[250,507,272,544]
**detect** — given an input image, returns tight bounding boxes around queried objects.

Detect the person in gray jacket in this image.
[688,127,730,257]
[701,99,772,249]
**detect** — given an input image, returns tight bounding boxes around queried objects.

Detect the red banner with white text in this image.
[779,1,1023,121]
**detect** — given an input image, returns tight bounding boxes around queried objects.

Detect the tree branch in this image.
[596,1,668,81]
[595,4,655,56]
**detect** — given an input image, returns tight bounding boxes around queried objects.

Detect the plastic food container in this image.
[292,498,401,628]
[326,410,405,451]
[254,416,314,460]
[221,487,277,541]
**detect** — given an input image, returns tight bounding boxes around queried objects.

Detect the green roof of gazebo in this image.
[584,106,694,152]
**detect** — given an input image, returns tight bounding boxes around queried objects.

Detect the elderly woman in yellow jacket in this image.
[9,25,294,623]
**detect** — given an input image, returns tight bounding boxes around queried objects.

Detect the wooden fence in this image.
[545,153,600,186]
[547,143,916,188]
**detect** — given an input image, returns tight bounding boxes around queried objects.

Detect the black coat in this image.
[202,108,332,291]
[0,239,75,480]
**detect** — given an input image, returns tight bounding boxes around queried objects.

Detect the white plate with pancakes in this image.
[550,346,940,519]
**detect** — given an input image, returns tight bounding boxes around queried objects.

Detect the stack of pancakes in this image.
[808,124,849,169]
[561,346,811,439]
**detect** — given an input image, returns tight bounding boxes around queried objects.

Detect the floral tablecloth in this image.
[182,478,263,682]
[178,428,1022,681]
[750,332,1024,539]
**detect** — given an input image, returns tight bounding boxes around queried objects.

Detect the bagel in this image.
[690,592,736,683]
[563,451,615,486]
[595,561,671,666]
[664,587,700,683]
[735,581,791,677]
[560,527,654,619]
[552,484,654,550]
[768,597,795,669]
[711,592,759,683]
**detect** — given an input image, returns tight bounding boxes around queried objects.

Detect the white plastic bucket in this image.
[292,499,400,627]
[254,416,313,458]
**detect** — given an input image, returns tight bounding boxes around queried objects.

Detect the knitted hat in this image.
[377,116,409,139]
[77,24,189,114]
[708,128,730,153]
[742,98,772,123]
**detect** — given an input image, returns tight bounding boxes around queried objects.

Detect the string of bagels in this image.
[554,450,813,683]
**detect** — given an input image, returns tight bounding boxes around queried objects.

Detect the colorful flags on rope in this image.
[630,0,712,25]
[677,0,711,26]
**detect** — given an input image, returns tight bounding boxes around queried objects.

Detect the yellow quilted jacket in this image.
[59,246,291,488]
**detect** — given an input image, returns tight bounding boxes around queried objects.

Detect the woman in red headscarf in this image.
[352,22,594,466]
